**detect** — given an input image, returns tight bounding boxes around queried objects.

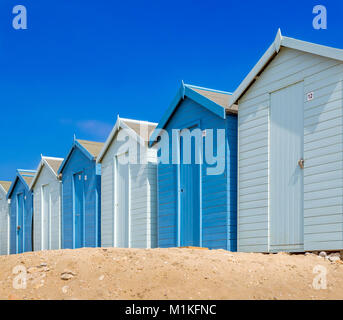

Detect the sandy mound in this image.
[0,247,342,300]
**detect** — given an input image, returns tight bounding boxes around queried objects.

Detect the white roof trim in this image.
[229,29,343,107]
[42,156,64,161]
[96,116,153,163]
[29,156,62,190]
[119,117,158,126]
[29,160,45,190]
[184,83,233,95]
[96,117,120,164]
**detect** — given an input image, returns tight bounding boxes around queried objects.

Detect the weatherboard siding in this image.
[9,178,34,254]
[100,156,114,247]
[303,65,343,251]
[100,129,157,249]
[147,161,158,248]
[61,147,101,249]
[33,165,62,251]
[0,189,9,255]
[226,116,238,251]
[238,47,343,252]
[157,97,237,250]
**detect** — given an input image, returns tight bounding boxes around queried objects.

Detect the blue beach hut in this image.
[7,169,36,254]
[150,82,238,250]
[58,138,104,249]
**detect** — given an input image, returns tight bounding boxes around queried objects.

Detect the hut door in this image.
[179,126,201,247]
[16,193,24,253]
[115,153,129,248]
[42,185,50,250]
[270,82,304,251]
[74,172,84,248]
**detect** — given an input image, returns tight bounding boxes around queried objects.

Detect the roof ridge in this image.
[184,84,232,95]
[229,29,343,106]
[17,169,36,173]
[120,117,158,126]
[76,138,104,144]
[42,156,64,161]
[18,170,36,177]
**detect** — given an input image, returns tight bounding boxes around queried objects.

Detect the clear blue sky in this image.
[0,0,342,180]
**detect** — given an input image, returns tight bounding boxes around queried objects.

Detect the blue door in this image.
[179,126,201,246]
[16,193,24,253]
[74,172,84,248]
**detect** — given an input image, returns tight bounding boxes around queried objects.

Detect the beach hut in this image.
[149,82,238,250]
[229,30,343,252]
[58,138,103,249]
[97,116,158,248]
[30,156,63,251]
[0,181,11,255]
[7,169,36,254]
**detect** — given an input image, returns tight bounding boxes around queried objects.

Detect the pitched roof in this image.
[30,156,64,189]
[97,117,158,163]
[7,169,36,198]
[58,139,104,174]
[22,176,34,186]
[44,157,63,175]
[229,29,343,107]
[149,82,236,146]
[121,119,157,143]
[18,170,36,187]
[188,86,238,112]
[76,139,104,158]
[0,181,11,193]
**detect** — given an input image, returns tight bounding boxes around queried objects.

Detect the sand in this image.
[0,247,342,300]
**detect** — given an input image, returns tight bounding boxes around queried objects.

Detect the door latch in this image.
[298,158,304,169]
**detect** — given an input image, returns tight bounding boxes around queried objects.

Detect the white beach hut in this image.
[30,156,64,251]
[97,116,158,249]
[229,30,343,253]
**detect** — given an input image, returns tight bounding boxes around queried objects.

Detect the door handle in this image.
[298,158,304,169]
[17,226,21,231]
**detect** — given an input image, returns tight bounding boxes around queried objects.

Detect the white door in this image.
[42,185,50,250]
[270,82,304,252]
[115,154,129,248]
